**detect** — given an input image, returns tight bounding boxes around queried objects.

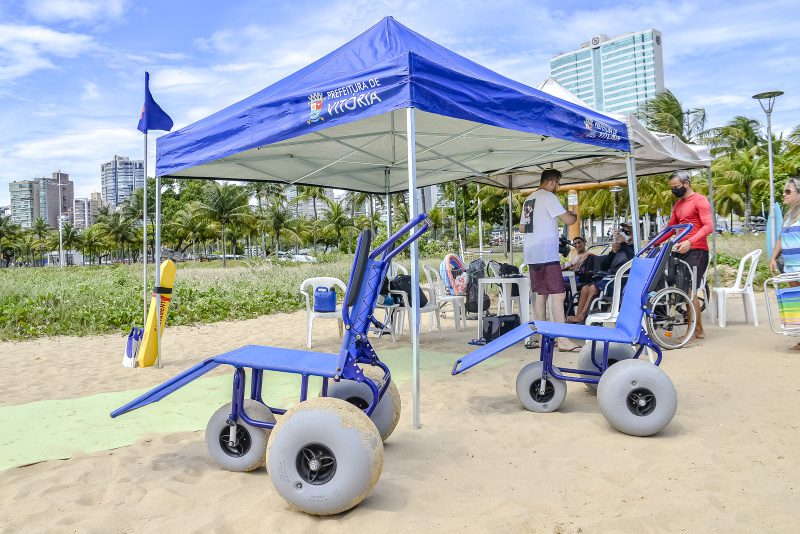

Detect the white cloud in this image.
[25,0,127,24]
[0,24,93,81]
[695,94,749,108]
[81,80,99,100]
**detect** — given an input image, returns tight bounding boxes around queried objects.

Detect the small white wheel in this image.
[325,366,401,441]
[597,359,677,436]
[577,343,637,392]
[205,399,275,472]
[515,361,567,413]
[267,397,383,515]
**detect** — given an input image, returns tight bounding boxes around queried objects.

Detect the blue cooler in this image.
[314,287,337,312]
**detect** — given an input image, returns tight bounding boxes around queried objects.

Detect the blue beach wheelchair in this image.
[111,214,430,515]
[452,225,692,437]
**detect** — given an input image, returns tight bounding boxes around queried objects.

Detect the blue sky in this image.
[1,0,799,205]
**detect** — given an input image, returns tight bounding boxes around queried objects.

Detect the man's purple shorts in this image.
[528,261,564,295]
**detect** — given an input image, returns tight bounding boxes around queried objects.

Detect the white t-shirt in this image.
[519,189,566,265]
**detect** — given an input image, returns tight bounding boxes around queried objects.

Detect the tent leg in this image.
[625,155,641,253]
[707,166,718,289]
[385,168,391,237]
[155,174,162,369]
[142,133,148,329]
[477,185,483,253]
[406,107,421,430]
[508,175,513,264]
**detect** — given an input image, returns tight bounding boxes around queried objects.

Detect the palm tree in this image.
[427,207,444,240]
[16,232,38,266]
[704,116,763,157]
[99,212,134,261]
[637,89,706,143]
[321,198,355,252]
[197,182,249,267]
[61,222,79,252]
[81,225,106,265]
[32,217,50,266]
[713,146,769,231]
[0,215,20,266]
[263,196,300,254]
[296,186,327,249]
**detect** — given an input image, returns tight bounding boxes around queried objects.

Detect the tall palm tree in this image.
[713,146,769,231]
[197,182,249,267]
[0,215,20,266]
[321,198,355,252]
[99,211,134,261]
[296,185,327,249]
[637,89,706,143]
[32,217,50,266]
[81,225,106,265]
[263,196,299,254]
[427,207,444,240]
[704,116,763,157]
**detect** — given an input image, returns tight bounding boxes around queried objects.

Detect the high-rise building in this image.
[550,29,664,115]
[0,206,10,217]
[73,195,101,229]
[101,155,144,208]
[37,171,74,227]
[9,180,40,229]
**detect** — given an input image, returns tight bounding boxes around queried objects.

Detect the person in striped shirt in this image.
[769,178,800,351]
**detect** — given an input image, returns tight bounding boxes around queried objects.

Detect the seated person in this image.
[567,224,635,324]
[563,236,593,271]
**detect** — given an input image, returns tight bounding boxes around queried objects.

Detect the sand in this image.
[1,300,798,533]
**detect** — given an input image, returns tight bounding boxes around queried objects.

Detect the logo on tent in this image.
[584,116,620,142]
[307,93,325,124]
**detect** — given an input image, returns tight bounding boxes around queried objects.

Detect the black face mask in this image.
[672,186,687,198]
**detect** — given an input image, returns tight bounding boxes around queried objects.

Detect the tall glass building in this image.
[101,155,144,208]
[550,29,664,115]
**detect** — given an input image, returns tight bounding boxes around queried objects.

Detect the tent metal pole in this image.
[142,133,148,328]
[154,174,162,368]
[477,184,483,252]
[384,168,391,237]
[625,155,641,253]
[508,175,513,264]
[707,165,718,289]
[406,107,421,430]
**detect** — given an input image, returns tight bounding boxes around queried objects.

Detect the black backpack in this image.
[389,274,428,307]
[489,260,522,297]
[482,314,521,342]
[465,259,491,313]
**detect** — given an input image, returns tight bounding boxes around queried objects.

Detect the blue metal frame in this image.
[452,225,692,388]
[111,214,430,433]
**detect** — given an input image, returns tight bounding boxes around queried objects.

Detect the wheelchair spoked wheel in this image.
[646,287,696,350]
[325,366,401,442]
[266,397,383,515]
[205,399,276,472]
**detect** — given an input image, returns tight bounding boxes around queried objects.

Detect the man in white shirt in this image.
[518,169,580,352]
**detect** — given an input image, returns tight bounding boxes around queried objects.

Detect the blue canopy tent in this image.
[151,16,631,429]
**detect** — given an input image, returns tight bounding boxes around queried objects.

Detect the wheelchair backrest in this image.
[615,257,658,340]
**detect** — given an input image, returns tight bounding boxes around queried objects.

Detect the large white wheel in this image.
[577,343,637,392]
[205,399,276,472]
[515,361,567,413]
[267,397,383,515]
[597,359,677,437]
[325,366,401,442]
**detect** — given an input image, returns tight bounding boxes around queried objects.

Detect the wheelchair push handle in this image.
[638,224,693,257]
[371,213,430,262]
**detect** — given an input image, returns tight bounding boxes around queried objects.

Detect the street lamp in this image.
[753,90,783,245]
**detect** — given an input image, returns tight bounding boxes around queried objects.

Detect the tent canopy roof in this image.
[155,17,630,193]
[462,78,711,190]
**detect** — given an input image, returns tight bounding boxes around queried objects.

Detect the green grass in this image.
[0,255,446,340]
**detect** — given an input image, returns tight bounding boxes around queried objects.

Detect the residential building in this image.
[9,180,40,229]
[550,29,664,115]
[101,155,144,208]
[0,206,10,217]
[37,171,74,227]
[73,195,101,229]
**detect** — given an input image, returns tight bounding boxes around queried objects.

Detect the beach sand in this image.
[1,300,798,533]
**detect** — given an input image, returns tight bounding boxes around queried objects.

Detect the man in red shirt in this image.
[660,170,713,339]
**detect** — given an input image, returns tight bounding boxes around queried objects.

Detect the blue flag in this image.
[137,71,173,133]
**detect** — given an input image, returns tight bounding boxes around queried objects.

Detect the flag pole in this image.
[142,130,148,329]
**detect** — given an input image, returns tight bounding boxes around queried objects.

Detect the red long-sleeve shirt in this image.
[657,193,713,250]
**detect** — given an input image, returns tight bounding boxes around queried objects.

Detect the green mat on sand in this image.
[0,348,484,470]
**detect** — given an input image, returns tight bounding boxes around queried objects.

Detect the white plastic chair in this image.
[391,270,441,337]
[585,259,633,326]
[387,262,408,279]
[423,264,466,331]
[299,277,346,348]
[488,261,523,316]
[712,249,762,327]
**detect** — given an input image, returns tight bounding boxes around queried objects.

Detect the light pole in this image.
[753,90,783,247]
[57,182,65,268]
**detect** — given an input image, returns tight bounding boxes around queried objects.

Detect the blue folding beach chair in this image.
[452,224,692,437]
[111,214,429,515]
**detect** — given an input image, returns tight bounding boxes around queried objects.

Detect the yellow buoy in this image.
[137,260,177,368]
